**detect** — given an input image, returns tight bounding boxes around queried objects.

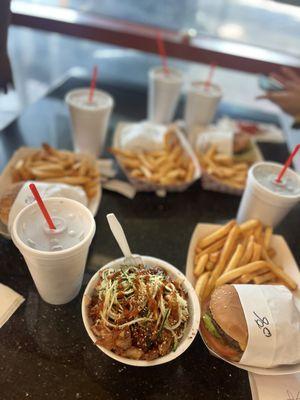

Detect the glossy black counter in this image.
[0,76,299,400]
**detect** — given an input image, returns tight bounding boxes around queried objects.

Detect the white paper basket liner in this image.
[196,130,234,157]
[113,122,201,193]
[0,147,102,239]
[234,284,300,368]
[185,223,300,375]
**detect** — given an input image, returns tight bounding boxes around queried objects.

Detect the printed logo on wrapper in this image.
[234,285,300,369]
[8,182,88,232]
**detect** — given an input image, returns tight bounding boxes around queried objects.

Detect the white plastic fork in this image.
[106,213,143,266]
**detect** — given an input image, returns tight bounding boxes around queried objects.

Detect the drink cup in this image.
[147,66,183,124]
[237,161,300,227]
[65,88,114,157]
[11,197,96,305]
[184,81,222,134]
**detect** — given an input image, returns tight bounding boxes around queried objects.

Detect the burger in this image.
[200,285,248,362]
[233,131,256,163]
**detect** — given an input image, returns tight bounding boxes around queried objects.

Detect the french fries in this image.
[11,144,100,199]
[198,144,251,190]
[192,220,297,303]
[110,126,195,186]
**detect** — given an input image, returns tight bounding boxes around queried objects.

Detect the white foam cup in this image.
[237,162,300,227]
[11,197,96,305]
[147,66,183,124]
[65,88,114,157]
[184,81,222,134]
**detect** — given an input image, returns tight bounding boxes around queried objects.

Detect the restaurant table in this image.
[0,74,299,400]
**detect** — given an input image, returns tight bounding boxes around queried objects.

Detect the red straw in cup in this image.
[276,144,300,183]
[204,63,217,91]
[88,65,98,103]
[156,31,169,75]
[29,183,56,230]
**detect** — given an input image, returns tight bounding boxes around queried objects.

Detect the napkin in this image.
[0,283,25,328]
[249,372,300,400]
[102,179,136,199]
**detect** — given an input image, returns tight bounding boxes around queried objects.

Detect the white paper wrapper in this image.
[113,122,201,194]
[8,181,88,233]
[234,284,300,368]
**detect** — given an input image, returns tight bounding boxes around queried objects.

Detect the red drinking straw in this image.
[88,65,98,103]
[29,183,56,230]
[276,144,300,183]
[156,31,169,74]
[205,63,217,90]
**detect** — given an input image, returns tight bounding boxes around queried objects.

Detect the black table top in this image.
[0,76,299,400]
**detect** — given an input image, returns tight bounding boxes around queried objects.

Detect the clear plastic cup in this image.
[184,81,222,134]
[237,162,300,227]
[11,197,96,305]
[65,88,114,157]
[147,66,183,124]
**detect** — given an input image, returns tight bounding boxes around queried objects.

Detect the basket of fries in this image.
[185,219,298,303]
[198,141,263,196]
[0,144,101,220]
[110,123,201,194]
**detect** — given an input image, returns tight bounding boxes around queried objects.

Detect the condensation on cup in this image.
[237,162,300,227]
[11,197,96,305]
[147,66,183,124]
[65,88,114,158]
[184,81,222,136]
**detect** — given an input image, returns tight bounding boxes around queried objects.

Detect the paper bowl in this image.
[82,255,200,367]
[186,223,300,375]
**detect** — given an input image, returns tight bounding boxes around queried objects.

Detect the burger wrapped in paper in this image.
[0,181,87,232]
[200,284,300,368]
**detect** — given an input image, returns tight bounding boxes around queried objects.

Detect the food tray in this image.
[185,223,300,375]
[200,144,264,196]
[113,123,201,194]
[0,147,102,239]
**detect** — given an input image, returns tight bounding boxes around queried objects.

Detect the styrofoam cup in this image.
[82,255,200,367]
[147,66,183,124]
[184,81,222,135]
[237,162,300,227]
[65,88,114,157]
[11,198,96,305]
